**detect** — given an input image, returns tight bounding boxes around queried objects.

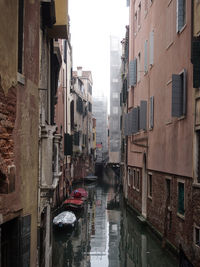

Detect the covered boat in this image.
[70,188,88,200]
[53,211,76,228]
[63,198,84,210]
[84,174,98,182]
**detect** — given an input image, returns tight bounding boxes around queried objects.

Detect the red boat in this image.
[63,198,84,210]
[70,188,88,201]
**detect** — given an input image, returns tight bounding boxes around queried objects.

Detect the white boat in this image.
[85,174,98,182]
[53,211,76,228]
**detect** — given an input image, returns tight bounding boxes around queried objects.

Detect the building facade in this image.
[109,36,122,164]
[71,67,94,181]
[0,1,40,266]
[122,0,200,265]
[93,95,108,165]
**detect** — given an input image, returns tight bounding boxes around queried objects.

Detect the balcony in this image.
[48,0,68,39]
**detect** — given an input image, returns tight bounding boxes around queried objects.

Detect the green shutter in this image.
[172,74,183,117]
[64,133,73,155]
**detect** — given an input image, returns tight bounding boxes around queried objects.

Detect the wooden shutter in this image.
[150,96,154,129]
[129,60,135,86]
[183,69,187,116]
[177,0,185,32]
[193,63,200,88]
[133,58,137,85]
[64,133,73,155]
[144,40,148,73]
[20,215,31,267]
[64,40,67,63]
[172,74,183,117]
[149,31,154,65]
[132,107,139,133]
[129,58,137,86]
[191,40,200,64]
[140,101,147,130]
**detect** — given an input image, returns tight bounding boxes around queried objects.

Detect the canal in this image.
[53,168,179,267]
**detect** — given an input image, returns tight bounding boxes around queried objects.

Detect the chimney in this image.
[77,66,82,77]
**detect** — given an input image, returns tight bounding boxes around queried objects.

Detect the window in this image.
[140,100,147,131]
[149,96,154,129]
[194,226,200,247]
[178,181,185,215]
[137,53,141,82]
[18,0,24,74]
[144,40,148,73]
[177,0,186,33]
[172,69,187,117]
[166,0,174,48]
[138,3,141,29]
[129,58,137,86]
[112,92,119,99]
[135,12,137,34]
[128,168,131,187]
[113,107,118,114]
[166,178,171,206]
[145,0,148,15]
[135,170,140,190]
[196,131,200,183]
[148,174,152,198]
[149,30,154,66]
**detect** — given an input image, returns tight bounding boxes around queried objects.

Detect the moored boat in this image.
[84,174,98,182]
[70,187,88,200]
[53,211,76,228]
[63,198,84,210]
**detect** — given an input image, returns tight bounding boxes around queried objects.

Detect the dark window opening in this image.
[18,0,24,73]
[148,174,152,198]
[178,182,185,215]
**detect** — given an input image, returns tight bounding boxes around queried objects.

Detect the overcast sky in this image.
[69,0,129,100]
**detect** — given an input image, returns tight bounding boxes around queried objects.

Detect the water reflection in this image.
[53,168,178,267]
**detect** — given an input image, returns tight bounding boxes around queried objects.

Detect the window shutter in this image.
[149,31,154,65]
[20,215,31,267]
[144,40,148,73]
[150,96,154,129]
[64,40,67,63]
[64,133,73,156]
[177,0,185,32]
[129,58,137,86]
[140,101,147,130]
[183,69,187,116]
[132,107,139,133]
[127,112,131,136]
[133,58,137,85]
[191,40,200,64]
[172,74,183,117]
[129,60,135,86]
[124,113,128,136]
[193,63,200,89]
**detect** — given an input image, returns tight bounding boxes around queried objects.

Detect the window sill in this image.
[177,24,187,35]
[148,195,152,200]
[177,115,186,121]
[166,41,174,51]
[177,212,185,220]
[165,121,172,126]
[17,72,25,85]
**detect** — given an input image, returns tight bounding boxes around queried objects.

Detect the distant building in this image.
[93,95,108,164]
[71,67,94,180]
[109,36,121,164]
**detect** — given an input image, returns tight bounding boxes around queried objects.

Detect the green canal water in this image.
[53,168,179,267]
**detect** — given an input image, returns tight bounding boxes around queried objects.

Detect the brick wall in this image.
[0,85,16,194]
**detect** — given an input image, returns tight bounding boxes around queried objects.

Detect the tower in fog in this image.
[109,36,121,164]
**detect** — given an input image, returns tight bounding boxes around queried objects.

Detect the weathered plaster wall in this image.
[0,0,18,94]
